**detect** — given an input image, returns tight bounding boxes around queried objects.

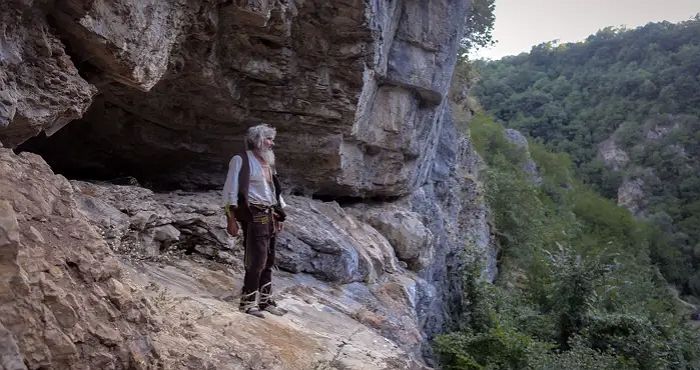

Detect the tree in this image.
[460,0,496,54]
[471,18,700,295]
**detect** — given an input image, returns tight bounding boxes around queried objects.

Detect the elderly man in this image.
[223,123,287,318]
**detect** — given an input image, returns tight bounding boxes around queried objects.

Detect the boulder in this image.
[504,128,542,185]
[348,205,435,272]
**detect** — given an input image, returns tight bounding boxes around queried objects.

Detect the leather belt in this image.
[250,203,274,213]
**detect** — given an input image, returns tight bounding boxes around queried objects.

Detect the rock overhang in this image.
[4,0,468,198]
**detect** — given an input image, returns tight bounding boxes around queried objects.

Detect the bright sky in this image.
[472,0,700,60]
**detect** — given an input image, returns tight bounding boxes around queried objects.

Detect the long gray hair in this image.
[245,123,276,150]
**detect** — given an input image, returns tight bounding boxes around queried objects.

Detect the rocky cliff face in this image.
[503,128,542,186]
[1,1,496,368]
[599,118,689,216]
[8,0,468,197]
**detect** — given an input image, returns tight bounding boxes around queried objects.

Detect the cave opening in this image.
[13,87,241,193]
[16,123,155,189]
[13,21,160,188]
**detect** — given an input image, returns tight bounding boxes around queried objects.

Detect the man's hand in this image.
[273,212,284,233]
[227,217,240,236]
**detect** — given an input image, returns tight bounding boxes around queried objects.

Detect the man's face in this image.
[261,136,275,151]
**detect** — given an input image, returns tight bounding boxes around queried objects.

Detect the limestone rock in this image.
[68,173,477,363]
[0,101,497,368]
[71,182,229,259]
[0,149,156,369]
[504,128,542,185]
[0,321,26,370]
[348,205,435,272]
[0,3,96,147]
[278,196,399,284]
[0,0,497,367]
[1,148,436,368]
[52,0,191,91]
[598,137,630,171]
[617,178,646,215]
[124,258,431,369]
[71,181,403,285]
[408,106,497,344]
[16,0,470,199]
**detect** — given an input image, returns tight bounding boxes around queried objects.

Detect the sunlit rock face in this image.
[6,0,468,197]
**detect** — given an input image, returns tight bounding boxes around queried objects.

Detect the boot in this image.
[239,291,265,318]
[260,298,288,316]
[262,304,287,316]
[241,307,266,318]
[259,283,288,316]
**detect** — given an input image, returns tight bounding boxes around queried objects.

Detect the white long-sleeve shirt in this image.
[222,150,286,208]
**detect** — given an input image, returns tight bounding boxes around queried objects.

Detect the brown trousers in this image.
[240,206,276,309]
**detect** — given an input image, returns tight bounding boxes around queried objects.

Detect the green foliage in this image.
[528,338,633,370]
[472,18,700,296]
[470,114,571,261]
[435,114,700,369]
[544,247,612,347]
[461,0,496,54]
[435,325,552,370]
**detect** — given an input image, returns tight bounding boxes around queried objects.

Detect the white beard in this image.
[259,149,275,167]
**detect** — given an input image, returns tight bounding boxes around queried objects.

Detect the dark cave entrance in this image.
[16,124,148,188]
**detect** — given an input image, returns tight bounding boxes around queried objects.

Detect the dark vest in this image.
[233,151,284,222]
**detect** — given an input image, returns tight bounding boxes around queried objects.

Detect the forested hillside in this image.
[436,113,700,369]
[472,17,700,296]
